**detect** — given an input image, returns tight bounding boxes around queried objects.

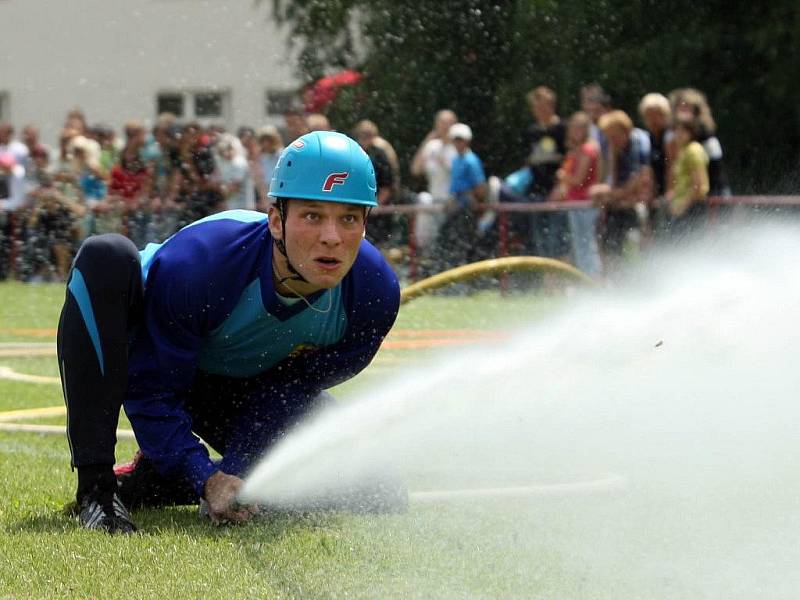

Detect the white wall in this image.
[0,0,300,146]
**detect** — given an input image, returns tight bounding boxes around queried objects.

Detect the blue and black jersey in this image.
[121,210,399,493]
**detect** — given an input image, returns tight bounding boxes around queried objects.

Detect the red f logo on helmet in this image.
[322,172,349,192]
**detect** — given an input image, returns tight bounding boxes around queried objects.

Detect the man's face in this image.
[642,107,667,133]
[435,112,457,138]
[451,137,469,155]
[0,125,12,145]
[126,127,145,148]
[269,200,366,292]
[603,124,629,151]
[259,136,277,154]
[22,126,38,146]
[285,114,308,138]
[581,96,605,123]
[531,98,554,124]
[356,129,375,150]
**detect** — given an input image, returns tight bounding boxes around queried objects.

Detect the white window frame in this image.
[156,89,231,127]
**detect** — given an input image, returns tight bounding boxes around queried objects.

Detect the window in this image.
[194,93,223,118]
[265,89,299,116]
[157,93,184,118]
[156,90,229,124]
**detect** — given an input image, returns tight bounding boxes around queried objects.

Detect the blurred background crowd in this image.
[0,83,729,283]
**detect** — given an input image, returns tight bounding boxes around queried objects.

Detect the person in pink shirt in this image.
[553,112,602,277]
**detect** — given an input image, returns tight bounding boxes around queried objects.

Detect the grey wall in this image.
[0,0,299,145]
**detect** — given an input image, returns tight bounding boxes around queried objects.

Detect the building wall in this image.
[0,0,300,146]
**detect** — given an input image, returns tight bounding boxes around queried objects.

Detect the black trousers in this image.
[57,234,144,470]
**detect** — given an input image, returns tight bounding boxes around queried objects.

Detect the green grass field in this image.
[0,281,637,599]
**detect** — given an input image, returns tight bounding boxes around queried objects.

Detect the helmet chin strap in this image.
[274,198,310,285]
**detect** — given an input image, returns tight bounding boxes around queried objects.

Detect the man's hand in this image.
[203,471,258,525]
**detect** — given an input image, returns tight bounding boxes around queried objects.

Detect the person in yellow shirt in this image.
[666,116,709,238]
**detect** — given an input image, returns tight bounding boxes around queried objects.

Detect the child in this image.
[554,111,602,277]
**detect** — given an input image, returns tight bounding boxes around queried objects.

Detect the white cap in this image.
[448,122,473,141]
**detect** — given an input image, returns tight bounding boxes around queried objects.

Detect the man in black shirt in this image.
[523,86,568,258]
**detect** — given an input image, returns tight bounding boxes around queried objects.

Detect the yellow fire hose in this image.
[400,256,593,304]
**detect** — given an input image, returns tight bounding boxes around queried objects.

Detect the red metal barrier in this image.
[371,197,800,283]
[4,196,800,281]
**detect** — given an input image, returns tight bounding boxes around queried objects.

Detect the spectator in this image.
[168,121,224,226]
[207,124,227,148]
[22,123,52,170]
[354,119,397,246]
[256,125,284,202]
[109,121,154,247]
[64,107,88,135]
[69,135,115,235]
[663,115,709,239]
[525,86,569,259]
[0,152,28,279]
[283,105,309,142]
[638,93,675,199]
[669,88,730,197]
[436,122,487,270]
[142,114,181,239]
[26,146,54,188]
[373,134,400,196]
[51,128,82,199]
[56,128,77,172]
[237,126,256,149]
[237,126,266,209]
[553,112,602,277]
[24,173,84,281]
[409,109,458,269]
[580,83,611,180]
[307,113,333,131]
[215,133,253,211]
[92,124,121,174]
[590,110,652,264]
[0,122,30,165]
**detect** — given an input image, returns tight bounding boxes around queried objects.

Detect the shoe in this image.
[78,492,137,534]
[115,450,199,509]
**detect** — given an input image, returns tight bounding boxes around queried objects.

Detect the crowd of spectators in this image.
[0,84,730,284]
[408,84,730,279]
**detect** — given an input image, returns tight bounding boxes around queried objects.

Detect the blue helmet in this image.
[268,131,378,207]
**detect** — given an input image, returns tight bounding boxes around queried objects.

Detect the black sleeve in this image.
[193,146,216,179]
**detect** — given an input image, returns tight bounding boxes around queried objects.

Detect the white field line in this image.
[0,342,56,358]
[0,405,66,422]
[409,474,627,502]
[0,422,136,439]
[0,366,60,384]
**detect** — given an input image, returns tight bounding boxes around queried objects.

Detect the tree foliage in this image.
[271,0,800,191]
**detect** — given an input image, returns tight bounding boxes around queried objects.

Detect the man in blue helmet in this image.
[56,131,401,533]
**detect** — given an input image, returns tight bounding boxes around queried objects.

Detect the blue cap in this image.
[268,131,378,207]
